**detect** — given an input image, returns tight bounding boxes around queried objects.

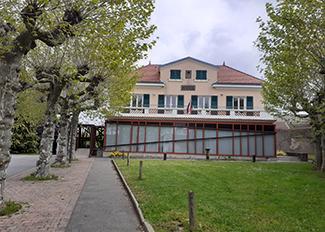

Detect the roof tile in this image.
[137,64,160,83]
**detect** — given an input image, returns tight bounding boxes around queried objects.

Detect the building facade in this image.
[104,57,276,158]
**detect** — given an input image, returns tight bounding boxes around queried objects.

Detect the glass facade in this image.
[105,121,276,157]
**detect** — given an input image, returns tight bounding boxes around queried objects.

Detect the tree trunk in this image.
[55,113,69,164]
[321,134,325,172]
[0,61,19,207]
[68,110,80,161]
[35,108,56,177]
[55,103,70,164]
[315,136,323,170]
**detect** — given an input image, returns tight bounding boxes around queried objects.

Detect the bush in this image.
[276,150,287,156]
[109,151,127,158]
[10,119,40,154]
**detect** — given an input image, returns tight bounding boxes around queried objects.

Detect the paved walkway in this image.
[66,158,142,232]
[0,149,93,232]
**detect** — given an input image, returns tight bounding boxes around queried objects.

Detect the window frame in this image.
[170,69,181,80]
[195,70,207,80]
[130,94,150,108]
[192,95,217,109]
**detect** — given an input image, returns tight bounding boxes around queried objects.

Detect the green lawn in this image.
[115,159,325,232]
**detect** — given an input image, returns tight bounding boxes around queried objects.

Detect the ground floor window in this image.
[104,120,276,157]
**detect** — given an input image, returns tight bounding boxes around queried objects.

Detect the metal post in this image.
[139,160,143,180]
[188,191,196,231]
[205,148,210,160]
[127,153,130,166]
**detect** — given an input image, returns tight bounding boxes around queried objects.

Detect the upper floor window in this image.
[226,96,254,110]
[196,70,207,80]
[131,94,150,108]
[170,69,181,80]
[158,95,184,108]
[191,95,218,109]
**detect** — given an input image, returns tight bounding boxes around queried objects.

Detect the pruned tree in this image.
[256,0,325,170]
[0,0,156,206]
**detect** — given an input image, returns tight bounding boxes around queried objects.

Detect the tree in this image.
[256,0,325,170]
[11,89,46,154]
[0,0,155,206]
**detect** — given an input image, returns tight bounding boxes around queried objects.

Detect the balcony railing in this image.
[122,107,273,119]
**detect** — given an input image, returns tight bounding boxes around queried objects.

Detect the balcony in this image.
[121,107,273,120]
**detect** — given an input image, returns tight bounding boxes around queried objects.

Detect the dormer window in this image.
[196,70,207,80]
[170,69,181,80]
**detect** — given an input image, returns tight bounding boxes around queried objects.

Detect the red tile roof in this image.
[137,58,263,85]
[216,65,263,85]
[137,64,160,83]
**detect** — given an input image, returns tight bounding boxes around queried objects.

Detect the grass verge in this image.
[116,160,325,232]
[0,201,22,216]
[51,163,71,168]
[22,173,59,181]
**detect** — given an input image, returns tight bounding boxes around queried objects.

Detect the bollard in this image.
[139,160,143,180]
[127,153,130,166]
[252,155,256,163]
[188,191,196,231]
[205,148,210,160]
[163,153,167,160]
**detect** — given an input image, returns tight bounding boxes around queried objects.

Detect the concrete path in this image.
[66,158,142,232]
[7,154,38,177]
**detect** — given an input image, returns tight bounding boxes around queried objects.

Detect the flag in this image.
[186,101,192,114]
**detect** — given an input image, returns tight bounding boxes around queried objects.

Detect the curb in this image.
[111,160,155,232]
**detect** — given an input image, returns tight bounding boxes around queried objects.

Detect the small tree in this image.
[256,0,325,170]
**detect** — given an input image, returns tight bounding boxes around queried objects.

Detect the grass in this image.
[116,160,325,232]
[51,163,71,168]
[22,173,59,181]
[0,201,22,216]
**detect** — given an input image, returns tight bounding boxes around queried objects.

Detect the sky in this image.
[140,0,277,79]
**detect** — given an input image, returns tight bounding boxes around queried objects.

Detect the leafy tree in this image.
[256,0,325,170]
[0,0,155,206]
[11,89,46,153]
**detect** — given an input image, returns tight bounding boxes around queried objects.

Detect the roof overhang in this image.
[108,113,275,123]
[212,83,262,89]
[136,82,165,88]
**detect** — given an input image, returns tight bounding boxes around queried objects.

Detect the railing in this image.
[122,107,273,119]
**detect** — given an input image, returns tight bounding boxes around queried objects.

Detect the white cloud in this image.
[140,0,276,78]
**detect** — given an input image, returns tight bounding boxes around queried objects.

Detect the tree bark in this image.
[68,110,80,161]
[35,108,55,177]
[36,80,65,177]
[55,103,70,164]
[0,61,19,207]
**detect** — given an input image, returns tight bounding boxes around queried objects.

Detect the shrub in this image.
[110,151,126,158]
[276,150,287,156]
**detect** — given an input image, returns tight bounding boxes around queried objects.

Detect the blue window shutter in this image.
[177,95,184,108]
[158,95,165,108]
[170,70,181,79]
[211,96,218,109]
[226,96,233,109]
[246,96,253,109]
[143,94,150,107]
[191,95,198,108]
